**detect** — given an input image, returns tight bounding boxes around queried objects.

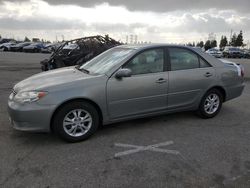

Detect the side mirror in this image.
[115,68,132,79]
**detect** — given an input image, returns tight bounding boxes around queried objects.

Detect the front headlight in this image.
[14,91,47,103]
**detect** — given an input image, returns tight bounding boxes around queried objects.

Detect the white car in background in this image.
[206,48,223,58]
[0,42,16,51]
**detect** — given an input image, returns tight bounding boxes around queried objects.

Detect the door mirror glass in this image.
[115,68,132,79]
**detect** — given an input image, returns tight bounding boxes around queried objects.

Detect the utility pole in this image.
[130,35,133,44]
[125,35,128,44]
[230,29,233,43]
[134,35,138,44]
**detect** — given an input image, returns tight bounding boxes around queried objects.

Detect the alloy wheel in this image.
[204,93,220,115]
[63,109,92,137]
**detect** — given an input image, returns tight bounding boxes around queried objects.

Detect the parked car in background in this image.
[223,47,243,58]
[23,43,45,53]
[242,49,250,59]
[8,44,245,142]
[0,41,16,51]
[193,47,205,52]
[0,38,13,44]
[206,48,223,58]
[9,42,32,52]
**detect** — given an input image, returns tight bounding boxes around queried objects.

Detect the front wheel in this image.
[53,101,99,142]
[197,89,223,119]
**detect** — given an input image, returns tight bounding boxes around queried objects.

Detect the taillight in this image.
[240,65,244,77]
[237,64,245,78]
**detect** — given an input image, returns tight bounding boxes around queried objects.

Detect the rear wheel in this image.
[197,89,223,119]
[53,101,99,142]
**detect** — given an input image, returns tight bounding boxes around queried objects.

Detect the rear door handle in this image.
[156,78,167,84]
[204,72,213,77]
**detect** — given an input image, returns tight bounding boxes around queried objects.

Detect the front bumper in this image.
[8,100,56,132]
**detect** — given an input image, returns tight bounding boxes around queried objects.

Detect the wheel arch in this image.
[50,98,103,132]
[206,86,226,102]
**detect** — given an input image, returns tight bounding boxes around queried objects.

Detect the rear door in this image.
[167,47,216,109]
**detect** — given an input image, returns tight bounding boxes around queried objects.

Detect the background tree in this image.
[24,36,31,42]
[219,36,228,49]
[187,42,194,47]
[235,30,244,47]
[196,41,204,48]
[230,33,237,47]
[211,40,217,48]
[204,40,212,51]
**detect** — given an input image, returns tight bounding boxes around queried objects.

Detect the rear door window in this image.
[168,48,211,70]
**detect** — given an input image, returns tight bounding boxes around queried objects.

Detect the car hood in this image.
[14,67,93,93]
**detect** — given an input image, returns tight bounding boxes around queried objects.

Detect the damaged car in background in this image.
[40,35,122,71]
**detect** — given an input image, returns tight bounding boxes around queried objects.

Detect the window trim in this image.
[166,47,212,71]
[199,56,211,68]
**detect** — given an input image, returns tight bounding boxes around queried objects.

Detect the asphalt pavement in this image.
[0,52,250,188]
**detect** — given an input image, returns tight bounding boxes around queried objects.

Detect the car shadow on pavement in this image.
[8,106,242,144]
[9,130,63,145]
[98,111,195,134]
[7,111,194,144]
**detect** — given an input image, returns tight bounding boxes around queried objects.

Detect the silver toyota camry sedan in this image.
[8,44,245,142]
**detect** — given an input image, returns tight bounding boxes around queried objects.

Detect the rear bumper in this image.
[8,100,56,132]
[225,84,245,101]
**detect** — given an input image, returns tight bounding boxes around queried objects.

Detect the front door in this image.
[107,48,168,119]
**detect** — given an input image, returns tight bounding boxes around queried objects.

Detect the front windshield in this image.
[79,48,134,75]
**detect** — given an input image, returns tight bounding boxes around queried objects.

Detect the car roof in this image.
[116,43,196,50]
[112,43,225,68]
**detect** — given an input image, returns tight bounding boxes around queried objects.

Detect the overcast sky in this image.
[0,0,250,44]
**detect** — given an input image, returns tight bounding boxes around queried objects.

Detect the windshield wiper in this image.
[75,66,89,74]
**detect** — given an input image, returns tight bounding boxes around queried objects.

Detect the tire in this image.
[53,101,100,142]
[41,64,48,71]
[197,89,223,119]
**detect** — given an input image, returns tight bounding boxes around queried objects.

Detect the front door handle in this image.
[204,72,213,77]
[156,78,167,84]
